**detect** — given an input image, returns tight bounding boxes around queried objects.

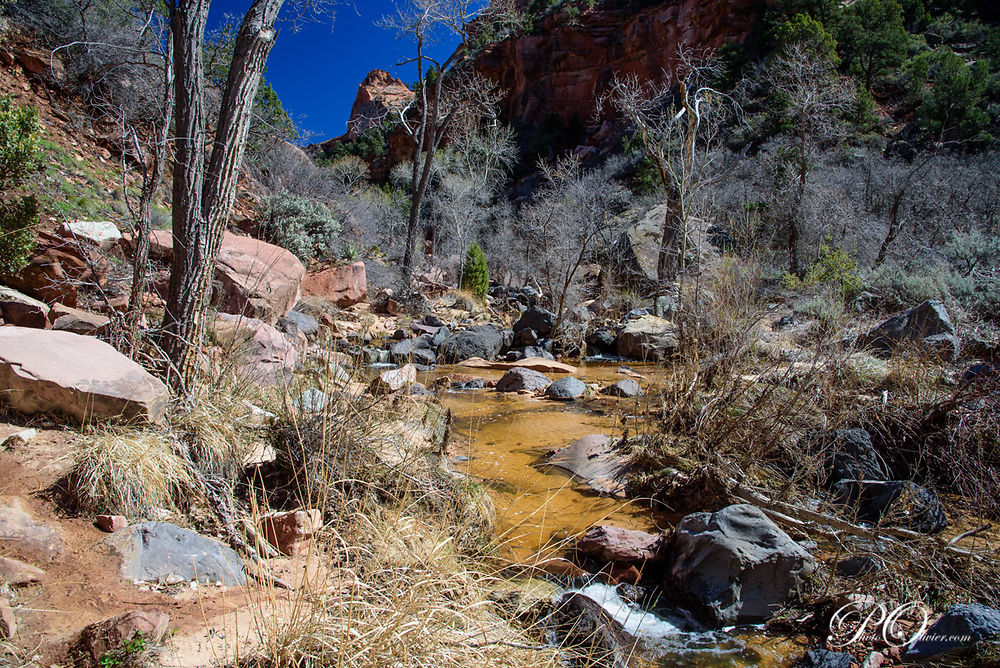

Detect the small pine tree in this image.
[0,95,41,274]
[460,242,489,300]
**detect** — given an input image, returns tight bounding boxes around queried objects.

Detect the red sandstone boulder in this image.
[48,302,110,335]
[575,525,663,565]
[0,327,168,424]
[301,261,367,308]
[76,610,169,664]
[123,231,305,324]
[259,509,322,556]
[1,231,108,307]
[211,314,297,387]
[0,286,50,328]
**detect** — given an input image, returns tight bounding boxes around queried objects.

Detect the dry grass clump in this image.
[67,427,197,517]
[248,504,560,668]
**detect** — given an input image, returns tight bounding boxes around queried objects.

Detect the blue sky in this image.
[207,1,461,143]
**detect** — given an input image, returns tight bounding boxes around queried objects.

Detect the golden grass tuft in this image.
[68,427,196,517]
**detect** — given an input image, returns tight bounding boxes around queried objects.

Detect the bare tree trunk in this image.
[161,0,284,391]
[656,190,682,282]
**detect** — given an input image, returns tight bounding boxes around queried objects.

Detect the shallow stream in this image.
[419,361,808,667]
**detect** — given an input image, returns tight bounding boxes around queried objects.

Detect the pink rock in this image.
[2,231,108,307]
[0,328,168,424]
[212,314,297,387]
[301,261,368,308]
[0,598,14,639]
[575,525,663,565]
[370,363,417,393]
[49,302,110,335]
[123,231,305,325]
[0,556,43,585]
[0,286,50,329]
[95,515,128,533]
[259,509,322,556]
[76,610,169,664]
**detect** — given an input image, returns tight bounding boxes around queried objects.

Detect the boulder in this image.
[547,434,629,497]
[439,325,505,363]
[798,649,853,668]
[451,378,486,390]
[904,603,1000,662]
[0,556,44,585]
[550,592,635,668]
[213,233,306,324]
[48,302,110,335]
[0,285,50,328]
[294,388,329,413]
[600,379,643,398]
[858,299,961,360]
[612,211,664,287]
[575,525,662,565]
[616,315,679,361]
[125,231,305,324]
[833,480,948,534]
[278,310,319,338]
[801,428,886,487]
[301,261,368,308]
[259,509,322,556]
[0,327,168,424]
[545,376,587,400]
[666,504,816,626]
[495,367,551,393]
[212,314,297,387]
[371,364,417,393]
[512,327,538,347]
[0,599,13,640]
[95,515,128,533]
[59,220,122,247]
[76,610,170,665]
[106,522,246,585]
[388,335,434,364]
[513,306,557,338]
[586,328,617,355]
[0,497,64,562]
[1,231,108,306]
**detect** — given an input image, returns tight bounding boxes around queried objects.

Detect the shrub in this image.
[459,242,489,300]
[257,192,341,260]
[0,95,42,274]
[786,243,863,299]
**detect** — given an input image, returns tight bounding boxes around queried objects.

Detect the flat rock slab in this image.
[0,327,168,424]
[107,522,247,586]
[59,220,122,247]
[457,356,577,374]
[0,497,64,562]
[546,434,629,497]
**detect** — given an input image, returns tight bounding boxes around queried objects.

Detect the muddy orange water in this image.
[423,361,669,562]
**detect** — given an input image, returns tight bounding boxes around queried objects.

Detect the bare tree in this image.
[609,48,743,284]
[160,0,289,391]
[380,0,519,281]
[764,44,855,275]
[517,155,629,337]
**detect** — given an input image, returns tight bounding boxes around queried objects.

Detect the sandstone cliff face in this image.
[476,0,763,133]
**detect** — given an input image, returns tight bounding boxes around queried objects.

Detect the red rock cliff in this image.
[475,0,764,132]
[345,69,414,140]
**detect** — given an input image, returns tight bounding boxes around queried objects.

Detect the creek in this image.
[420,361,808,667]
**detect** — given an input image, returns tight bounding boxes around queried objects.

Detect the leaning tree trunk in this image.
[161,0,284,392]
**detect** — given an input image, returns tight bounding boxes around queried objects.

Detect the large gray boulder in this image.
[106,522,246,586]
[666,504,815,626]
[611,207,665,287]
[858,299,960,360]
[547,434,630,496]
[513,306,557,338]
[0,327,168,424]
[495,367,551,393]
[801,428,886,487]
[833,479,948,534]
[545,376,587,400]
[438,325,505,363]
[616,315,679,361]
[905,604,1000,662]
